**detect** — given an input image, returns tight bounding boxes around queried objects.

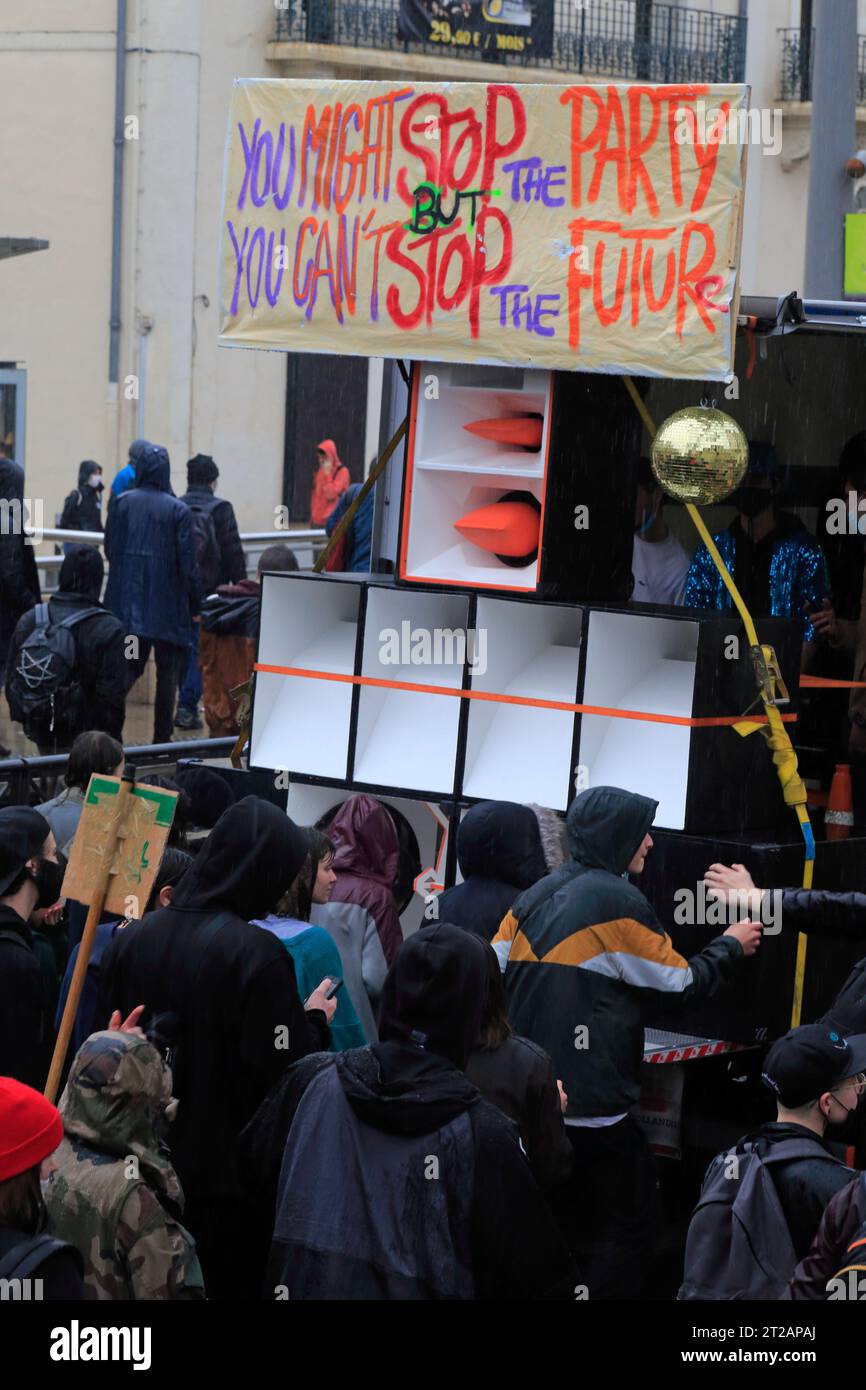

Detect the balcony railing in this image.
[275,0,746,83]
[779,26,866,102]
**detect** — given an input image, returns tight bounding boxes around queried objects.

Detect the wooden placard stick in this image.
[44,770,138,1103]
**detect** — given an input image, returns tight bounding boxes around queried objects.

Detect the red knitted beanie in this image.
[0,1077,63,1182]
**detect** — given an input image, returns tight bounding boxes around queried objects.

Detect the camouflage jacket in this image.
[45,1030,204,1301]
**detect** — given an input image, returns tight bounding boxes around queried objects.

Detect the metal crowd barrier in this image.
[33,528,326,588]
[0,738,237,809]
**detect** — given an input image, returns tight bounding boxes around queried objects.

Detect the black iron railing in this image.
[779,26,866,102]
[275,0,746,82]
[0,738,235,809]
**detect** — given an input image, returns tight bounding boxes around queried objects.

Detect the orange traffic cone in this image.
[826,764,854,840]
[454,499,540,560]
[463,415,543,450]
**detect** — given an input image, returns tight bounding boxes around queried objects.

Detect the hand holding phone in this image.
[304,977,340,1022]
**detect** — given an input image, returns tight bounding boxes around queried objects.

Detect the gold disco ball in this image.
[651,406,748,505]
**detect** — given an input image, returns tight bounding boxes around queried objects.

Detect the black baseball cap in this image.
[0,807,51,897]
[762,1024,866,1108]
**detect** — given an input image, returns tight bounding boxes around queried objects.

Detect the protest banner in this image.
[45,774,177,1101]
[219,78,748,380]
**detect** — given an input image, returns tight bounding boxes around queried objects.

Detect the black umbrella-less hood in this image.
[566,785,657,877]
[58,545,104,599]
[337,923,488,1136]
[170,796,308,921]
[455,800,548,889]
[376,922,489,1069]
[136,445,172,493]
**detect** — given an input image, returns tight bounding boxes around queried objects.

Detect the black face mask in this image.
[31,857,64,910]
[825,1092,863,1144]
[732,486,773,520]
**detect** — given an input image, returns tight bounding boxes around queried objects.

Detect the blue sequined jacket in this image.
[683,525,829,640]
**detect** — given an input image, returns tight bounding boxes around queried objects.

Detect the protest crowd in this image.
[1,433,866,1305]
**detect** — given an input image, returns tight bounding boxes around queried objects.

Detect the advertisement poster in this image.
[397,0,553,63]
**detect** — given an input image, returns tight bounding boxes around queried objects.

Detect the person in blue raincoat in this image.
[105,444,200,743]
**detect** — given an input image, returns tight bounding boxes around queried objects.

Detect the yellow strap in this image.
[621,376,813,1024]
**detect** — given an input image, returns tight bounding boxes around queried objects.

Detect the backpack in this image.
[0,1234,83,1284]
[8,602,101,740]
[187,501,221,594]
[678,1136,843,1300]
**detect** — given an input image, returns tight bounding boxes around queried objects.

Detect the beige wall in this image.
[0,0,285,536]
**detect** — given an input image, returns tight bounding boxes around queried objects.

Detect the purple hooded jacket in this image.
[311,794,402,1043]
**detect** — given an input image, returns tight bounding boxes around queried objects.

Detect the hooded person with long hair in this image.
[311,793,403,1043]
[97,797,337,1299]
[253,828,366,1053]
[465,940,573,1197]
[59,460,104,537]
[240,922,576,1301]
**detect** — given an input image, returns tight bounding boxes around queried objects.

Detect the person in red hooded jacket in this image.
[310,794,403,1043]
[310,440,350,527]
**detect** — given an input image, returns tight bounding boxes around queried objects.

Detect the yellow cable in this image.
[622,376,813,1024]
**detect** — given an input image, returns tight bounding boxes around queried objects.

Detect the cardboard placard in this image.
[61,775,177,919]
[220,78,747,379]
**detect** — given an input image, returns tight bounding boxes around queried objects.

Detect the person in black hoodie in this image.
[493,784,761,1300]
[58,461,104,537]
[96,796,337,1300]
[6,546,127,750]
[465,939,573,1198]
[240,921,577,1301]
[432,800,566,942]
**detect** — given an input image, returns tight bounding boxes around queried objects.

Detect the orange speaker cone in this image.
[463,415,543,449]
[454,501,541,558]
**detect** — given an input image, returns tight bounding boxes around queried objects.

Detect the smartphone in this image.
[325,977,344,1000]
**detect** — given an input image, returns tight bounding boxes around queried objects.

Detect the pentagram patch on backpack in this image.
[8,602,100,739]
